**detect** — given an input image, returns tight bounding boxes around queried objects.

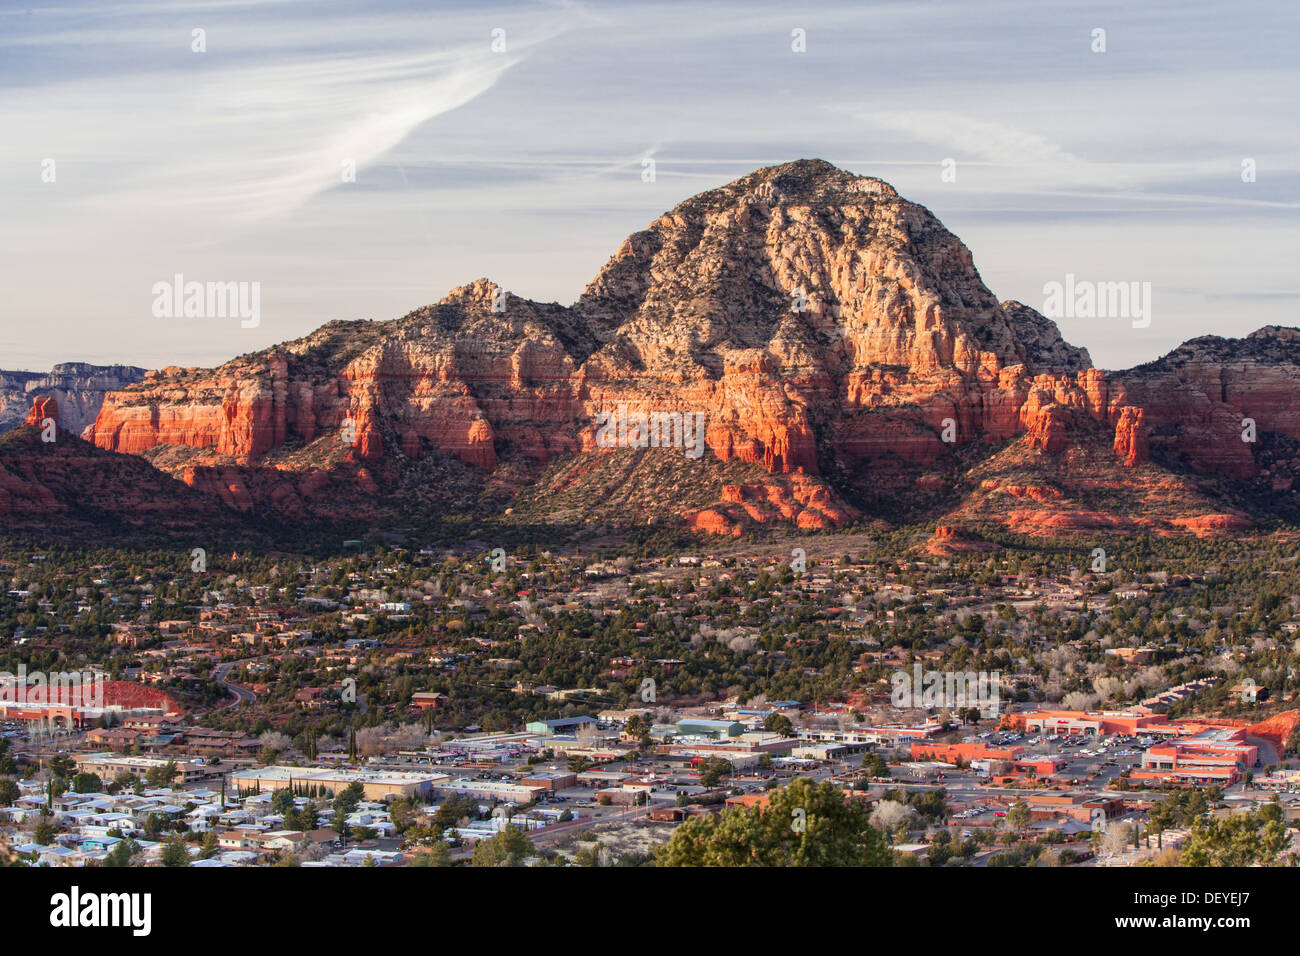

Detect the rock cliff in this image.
[63,160,1300,537]
[0,362,146,435]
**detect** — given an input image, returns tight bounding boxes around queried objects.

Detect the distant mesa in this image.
[0,362,146,436]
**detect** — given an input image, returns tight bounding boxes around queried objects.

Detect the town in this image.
[2,531,1297,867]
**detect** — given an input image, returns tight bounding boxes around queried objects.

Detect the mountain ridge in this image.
[9,160,1300,541]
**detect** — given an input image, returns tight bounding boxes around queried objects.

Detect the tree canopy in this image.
[653,778,892,867]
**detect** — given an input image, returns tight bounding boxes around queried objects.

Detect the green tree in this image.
[1179,808,1290,867]
[160,834,191,867]
[0,739,15,776]
[71,772,102,794]
[910,788,948,822]
[433,793,478,830]
[698,757,734,789]
[410,841,453,867]
[103,838,141,868]
[1006,800,1031,830]
[144,760,179,789]
[653,779,892,867]
[567,754,593,774]
[624,714,649,738]
[271,787,296,816]
[862,753,891,778]
[332,782,365,830]
[470,825,534,867]
[763,713,795,736]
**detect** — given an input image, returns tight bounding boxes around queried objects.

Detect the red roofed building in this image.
[1131,730,1257,785]
[911,741,1023,764]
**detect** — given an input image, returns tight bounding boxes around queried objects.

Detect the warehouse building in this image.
[229,766,447,801]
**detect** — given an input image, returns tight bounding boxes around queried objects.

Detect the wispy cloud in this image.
[0,0,1296,372]
[4,49,533,231]
[100,48,523,224]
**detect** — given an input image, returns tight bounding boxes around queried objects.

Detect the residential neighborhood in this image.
[3,535,1299,869]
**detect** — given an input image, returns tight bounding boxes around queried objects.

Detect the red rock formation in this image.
[1024,404,1070,453]
[924,525,996,555]
[982,482,1063,504]
[1171,513,1253,536]
[1112,328,1300,480]
[72,161,1300,536]
[0,420,236,535]
[684,472,861,534]
[25,395,58,428]
[686,509,742,536]
[1112,406,1148,466]
[1244,710,1300,755]
[1,364,146,436]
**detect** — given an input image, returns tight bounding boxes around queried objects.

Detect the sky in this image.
[1,0,1297,372]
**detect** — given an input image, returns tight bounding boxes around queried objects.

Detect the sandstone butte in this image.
[66,159,1300,537]
[1,394,235,534]
[25,395,59,429]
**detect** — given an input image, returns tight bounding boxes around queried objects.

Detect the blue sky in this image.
[2,0,1296,371]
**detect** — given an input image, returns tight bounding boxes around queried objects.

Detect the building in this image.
[1132,729,1257,785]
[911,742,1023,764]
[1025,793,1125,825]
[74,753,211,784]
[674,719,744,739]
[434,778,544,805]
[520,771,577,791]
[525,716,597,736]
[1012,709,1170,736]
[172,728,260,757]
[229,766,447,801]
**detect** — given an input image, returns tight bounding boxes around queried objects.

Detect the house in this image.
[217,829,265,851]
[83,728,142,752]
[258,830,307,851]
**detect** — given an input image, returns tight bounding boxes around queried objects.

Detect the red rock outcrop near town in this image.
[0,396,233,533]
[1243,710,1300,755]
[67,160,1300,536]
[924,525,996,555]
[1112,406,1148,466]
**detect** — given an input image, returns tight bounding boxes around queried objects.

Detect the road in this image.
[212,660,255,707]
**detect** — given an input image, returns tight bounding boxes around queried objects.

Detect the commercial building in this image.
[520,771,577,791]
[525,716,598,736]
[229,766,447,801]
[911,742,1023,764]
[1012,709,1170,736]
[674,719,744,739]
[1132,729,1257,785]
[434,778,544,805]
